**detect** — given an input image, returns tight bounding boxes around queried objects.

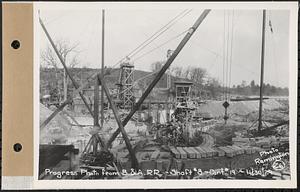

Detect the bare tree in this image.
[204,77,220,99]
[150,61,164,72]
[41,39,80,68]
[170,66,183,78]
[170,66,207,83]
[41,39,80,102]
[188,67,207,85]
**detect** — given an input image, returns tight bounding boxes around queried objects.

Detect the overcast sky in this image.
[39,8,290,88]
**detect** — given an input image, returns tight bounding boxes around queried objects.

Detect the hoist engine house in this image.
[174,81,193,106]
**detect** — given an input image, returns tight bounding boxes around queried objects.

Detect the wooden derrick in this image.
[117,62,135,109]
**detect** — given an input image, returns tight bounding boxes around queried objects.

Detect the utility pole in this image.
[63,68,68,102]
[258,9,266,133]
[94,10,105,127]
[101,9,105,127]
[94,70,99,126]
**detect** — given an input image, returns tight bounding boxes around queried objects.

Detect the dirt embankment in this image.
[197,99,285,118]
[200,99,288,147]
[40,104,72,144]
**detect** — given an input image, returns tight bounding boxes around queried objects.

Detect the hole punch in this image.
[11,40,21,49]
[13,143,22,152]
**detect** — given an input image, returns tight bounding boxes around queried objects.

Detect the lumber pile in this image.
[169,145,259,159]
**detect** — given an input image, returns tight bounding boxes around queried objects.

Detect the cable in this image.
[133,29,189,62]
[134,71,159,83]
[222,10,226,101]
[111,69,161,97]
[112,29,192,95]
[128,9,191,58]
[225,11,230,101]
[110,9,192,68]
[44,13,69,25]
[192,42,222,58]
[221,10,235,122]
[77,14,98,43]
[234,64,260,77]
[228,10,235,99]
[111,10,190,68]
[207,54,219,73]
[222,10,234,101]
[225,12,228,101]
[129,9,193,59]
[82,16,99,55]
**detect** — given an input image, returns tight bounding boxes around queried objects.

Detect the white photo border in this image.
[33,1,298,189]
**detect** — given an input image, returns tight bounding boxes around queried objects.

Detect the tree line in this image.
[159,63,289,99]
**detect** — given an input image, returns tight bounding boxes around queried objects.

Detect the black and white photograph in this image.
[35,2,297,188]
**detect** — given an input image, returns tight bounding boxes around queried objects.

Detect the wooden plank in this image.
[176,147,188,159]
[243,147,252,154]
[250,147,256,154]
[280,137,289,143]
[253,147,264,153]
[190,147,202,158]
[261,144,271,149]
[156,160,163,170]
[238,145,246,154]
[217,146,227,153]
[232,137,250,143]
[256,141,269,148]
[200,147,213,157]
[207,147,218,156]
[231,145,244,155]
[218,146,233,157]
[169,146,181,159]
[183,147,196,159]
[213,147,225,157]
[175,159,183,170]
[187,147,197,159]
[229,145,239,154]
[194,147,207,158]
[225,146,238,156]
[224,146,234,157]
[271,141,280,148]
[151,149,160,160]
[225,146,237,156]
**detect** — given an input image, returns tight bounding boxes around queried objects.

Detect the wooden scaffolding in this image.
[117,62,135,109]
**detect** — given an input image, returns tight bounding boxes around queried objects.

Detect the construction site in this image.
[38,9,290,180]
